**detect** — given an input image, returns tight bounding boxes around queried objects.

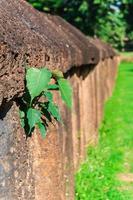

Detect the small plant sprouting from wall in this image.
[19,67,72,138]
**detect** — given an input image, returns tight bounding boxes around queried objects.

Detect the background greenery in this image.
[27,0,133,50]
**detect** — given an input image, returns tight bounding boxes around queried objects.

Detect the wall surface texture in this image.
[0,0,119,199]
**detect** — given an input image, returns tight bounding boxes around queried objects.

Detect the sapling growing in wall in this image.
[19,67,72,138]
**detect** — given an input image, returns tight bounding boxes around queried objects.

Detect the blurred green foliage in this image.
[27,0,133,50]
[121,3,133,41]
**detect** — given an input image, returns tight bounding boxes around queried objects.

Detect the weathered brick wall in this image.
[0,0,119,199]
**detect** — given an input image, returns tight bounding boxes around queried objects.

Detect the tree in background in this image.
[95,2,126,50]
[27,0,132,51]
[120,3,133,50]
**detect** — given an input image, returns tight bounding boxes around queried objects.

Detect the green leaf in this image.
[26,67,52,102]
[44,91,53,102]
[94,0,101,4]
[37,122,46,138]
[40,102,52,122]
[57,78,73,108]
[48,102,61,122]
[19,110,25,118]
[19,110,25,128]
[48,84,59,90]
[27,108,41,132]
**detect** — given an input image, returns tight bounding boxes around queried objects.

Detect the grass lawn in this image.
[75,62,133,200]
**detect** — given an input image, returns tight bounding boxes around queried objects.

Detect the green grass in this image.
[75,62,133,200]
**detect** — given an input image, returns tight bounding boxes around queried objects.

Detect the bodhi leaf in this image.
[37,122,46,138]
[57,78,73,108]
[27,108,41,132]
[26,67,52,102]
[48,84,59,90]
[48,102,61,122]
[40,102,52,122]
[44,91,53,102]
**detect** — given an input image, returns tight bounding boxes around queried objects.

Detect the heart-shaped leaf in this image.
[48,102,61,122]
[44,91,53,102]
[26,68,52,102]
[27,108,41,132]
[37,122,46,138]
[58,78,72,108]
[48,84,59,90]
